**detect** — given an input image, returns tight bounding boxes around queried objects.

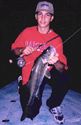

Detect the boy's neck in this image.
[37,26,51,34]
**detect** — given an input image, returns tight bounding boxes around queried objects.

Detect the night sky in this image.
[0,0,81,91]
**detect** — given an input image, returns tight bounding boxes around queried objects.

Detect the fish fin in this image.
[45,70,51,79]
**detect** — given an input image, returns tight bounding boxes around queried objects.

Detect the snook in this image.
[27,46,56,107]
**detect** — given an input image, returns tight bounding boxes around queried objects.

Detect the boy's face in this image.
[35,10,54,28]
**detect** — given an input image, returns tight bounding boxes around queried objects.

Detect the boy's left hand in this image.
[48,53,59,65]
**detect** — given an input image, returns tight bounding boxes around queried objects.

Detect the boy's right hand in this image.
[21,46,37,57]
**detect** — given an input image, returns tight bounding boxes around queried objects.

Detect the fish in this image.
[25,46,56,119]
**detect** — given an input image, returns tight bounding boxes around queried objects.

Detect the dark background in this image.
[0,0,81,92]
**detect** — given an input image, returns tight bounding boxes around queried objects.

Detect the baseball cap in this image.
[35,1,54,14]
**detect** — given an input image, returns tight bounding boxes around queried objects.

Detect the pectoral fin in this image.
[45,70,51,79]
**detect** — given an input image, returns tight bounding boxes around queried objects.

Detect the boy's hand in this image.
[48,53,59,65]
[21,45,37,57]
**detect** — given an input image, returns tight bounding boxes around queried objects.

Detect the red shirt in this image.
[11,26,67,85]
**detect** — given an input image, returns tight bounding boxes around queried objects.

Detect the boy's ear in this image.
[51,15,54,22]
[35,14,37,20]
